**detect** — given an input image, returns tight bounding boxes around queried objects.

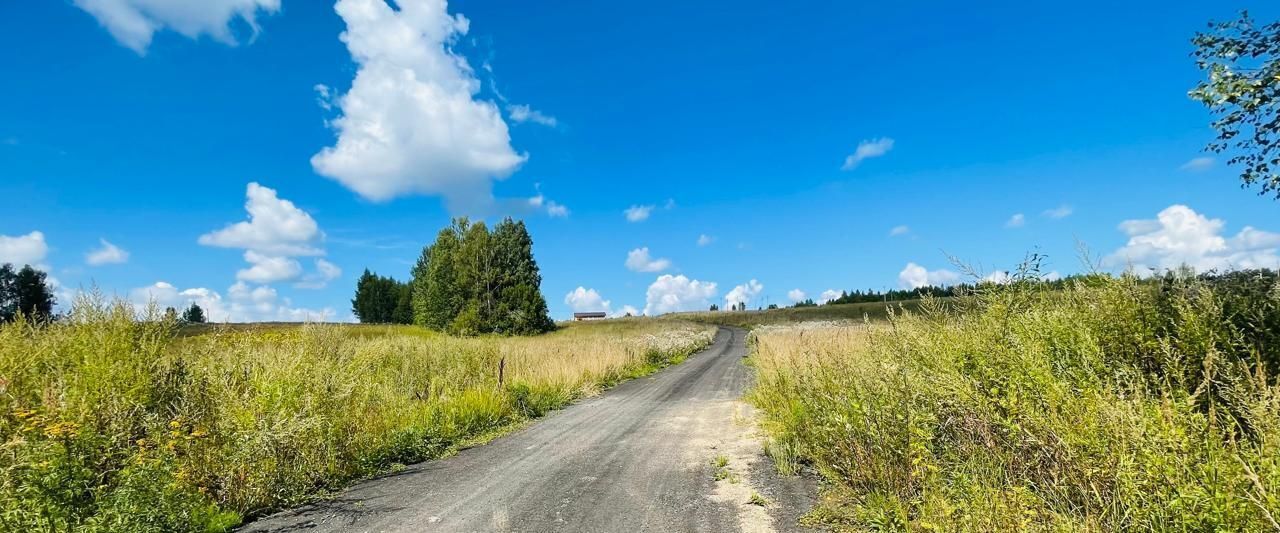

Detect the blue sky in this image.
[2,0,1279,321]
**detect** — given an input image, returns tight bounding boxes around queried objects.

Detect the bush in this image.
[749,272,1280,531]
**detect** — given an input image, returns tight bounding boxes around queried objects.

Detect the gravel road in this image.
[242,327,815,533]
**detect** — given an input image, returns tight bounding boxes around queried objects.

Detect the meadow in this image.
[747,273,1280,531]
[0,297,715,532]
[681,299,929,329]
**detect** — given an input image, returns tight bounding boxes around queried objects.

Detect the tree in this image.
[182,303,206,324]
[709,304,719,311]
[352,269,412,324]
[414,222,465,329]
[408,217,554,335]
[1191,11,1280,199]
[2,264,56,322]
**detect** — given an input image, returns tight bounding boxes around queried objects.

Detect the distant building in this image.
[573,311,607,321]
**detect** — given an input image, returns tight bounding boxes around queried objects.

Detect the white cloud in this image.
[0,231,49,267]
[1044,271,1062,282]
[311,0,526,212]
[199,182,323,256]
[897,262,961,289]
[841,137,894,170]
[294,259,343,289]
[507,104,557,127]
[130,281,340,323]
[625,247,672,273]
[818,289,841,304]
[1005,213,1026,228]
[644,274,717,315]
[787,289,806,303]
[725,279,764,309]
[237,251,302,284]
[564,286,610,313]
[613,304,640,318]
[1180,157,1215,172]
[1104,204,1280,272]
[982,271,1011,285]
[73,0,280,54]
[200,182,329,285]
[1043,204,1073,219]
[697,234,714,247]
[527,192,569,218]
[889,225,910,237]
[85,238,129,266]
[624,205,654,222]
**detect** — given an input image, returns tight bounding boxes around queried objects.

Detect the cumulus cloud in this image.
[613,304,640,318]
[130,281,340,322]
[725,279,764,309]
[624,205,654,222]
[1104,205,1280,273]
[898,262,961,289]
[86,238,129,266]
[200,182,331,285]
[0,231,49,267]
[818,289,841,304]
[1180,157,1214,172]
[644,274,717,315]
[1005,213,1026,228]
[889,225,910,237]
[564,286,610,313]
[1043,204,1073,219]
[507,104,557,127]
[73,0,280,54]
[199,182,323,256]
[982,270,1011,285]
[625,247,672,273]
[311,0,526,212]
[697,234,714,247]
[841,137,894,170]
[787,288,806,303]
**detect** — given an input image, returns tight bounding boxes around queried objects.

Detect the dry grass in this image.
[0,297,715,532]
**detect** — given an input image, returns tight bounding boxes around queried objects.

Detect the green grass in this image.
[681,299,933,328]
[749,276,1280,531]
[0,298,715,532]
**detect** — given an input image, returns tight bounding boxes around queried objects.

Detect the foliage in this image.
[180,303,206,324]
[409,217,554,335]
[748,270,1280,531]
[0,296,715,531]
[0,263,56,323]
[351,269,411,324]
[1191,10,1280,198]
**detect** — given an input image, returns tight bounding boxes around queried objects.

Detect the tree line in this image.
[0,263,56,323]
[351,217,554,335]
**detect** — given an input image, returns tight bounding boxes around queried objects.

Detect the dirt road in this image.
[243,327,814,532]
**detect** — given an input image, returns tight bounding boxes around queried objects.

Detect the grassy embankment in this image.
[748,275,1280,530]
[0,299,715,532]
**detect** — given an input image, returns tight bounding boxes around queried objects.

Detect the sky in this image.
[2,0,1279,321]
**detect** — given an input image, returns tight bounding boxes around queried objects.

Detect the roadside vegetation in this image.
[748,268,1280,530]
[0,298,715,532]
[684,300,925,328]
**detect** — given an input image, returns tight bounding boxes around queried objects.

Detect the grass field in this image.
[747,278,1280,531]
[0,299,715,532]
[680,299,932,328]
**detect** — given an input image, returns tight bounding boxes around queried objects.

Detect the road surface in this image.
[243,327,815,533]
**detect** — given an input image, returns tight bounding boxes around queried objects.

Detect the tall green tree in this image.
[352,269,411,324]
[414,221,465,329]
[1191,11,1280,198]
[1,264,56,322]
[408,217,554,335]
[181,303,206,324]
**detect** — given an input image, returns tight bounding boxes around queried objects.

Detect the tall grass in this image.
[0,297,715,532]
[749,274,1280,531]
